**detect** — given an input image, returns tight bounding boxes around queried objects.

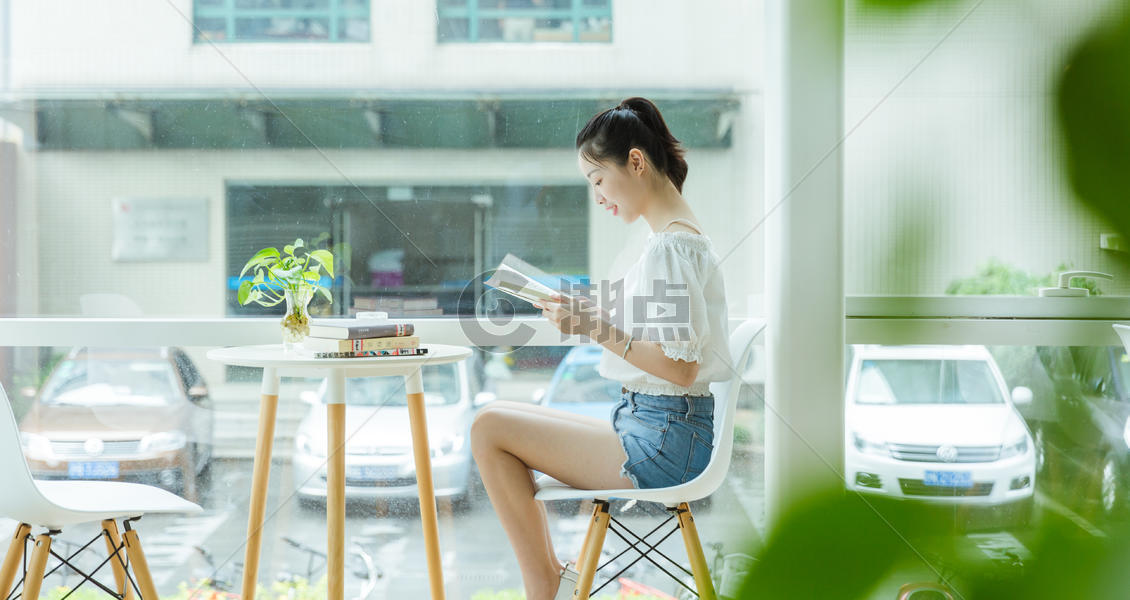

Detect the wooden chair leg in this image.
[573,502,600,569]
[122,525,160,600]
[675,503,716,600]
[102,519,134,600]
[573,501,610,600]
[21,534,52,600]
[0,523,31,599]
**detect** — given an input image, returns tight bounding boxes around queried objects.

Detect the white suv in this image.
[845,345,1035,516]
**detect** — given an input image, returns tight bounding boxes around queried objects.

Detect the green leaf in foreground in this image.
[1056,4,1130,248]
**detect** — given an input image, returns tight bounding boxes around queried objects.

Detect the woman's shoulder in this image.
[640,232,724,286]
[645,230,714,259]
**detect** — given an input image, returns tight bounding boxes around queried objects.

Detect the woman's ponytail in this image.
[618,98,688,193]
[576,97,689,193]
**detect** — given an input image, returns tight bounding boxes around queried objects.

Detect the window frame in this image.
[3,296,1130,348]
[193,0,371,44]
[436,0,612,44]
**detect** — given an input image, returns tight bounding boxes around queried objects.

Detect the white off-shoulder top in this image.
[596,222,733,397]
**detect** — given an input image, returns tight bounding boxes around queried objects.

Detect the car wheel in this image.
[197,441,214,476]
[551,500,586,517]
[197,456,212,481]
[1034,426,1048,476]
[691,495,713,512]
[450,492,473,514]
[297,495,325,512]
[1100,451,1128,519]
[1012,496,1035,529]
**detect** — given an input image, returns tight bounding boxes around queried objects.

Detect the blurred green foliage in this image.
[858,0,958,11]
[1057,3,1130,253]
[945,259,1104,422]
[41,575,327,600]
[470,590,623,600]
[732,491,1130,599]
[733,492,972,599]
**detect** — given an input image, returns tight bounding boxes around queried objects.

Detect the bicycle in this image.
[188,536,380,600]
[278,536,383,600]
[674,542,756,600]
[188,545,243,600]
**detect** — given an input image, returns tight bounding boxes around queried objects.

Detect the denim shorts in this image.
[612,388,715,489]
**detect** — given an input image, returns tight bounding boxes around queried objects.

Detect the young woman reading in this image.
[470,97,732,600]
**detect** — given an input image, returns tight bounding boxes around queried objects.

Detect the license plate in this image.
[924,470,973,488]
[346,465,397,480]
[68,461,120,479]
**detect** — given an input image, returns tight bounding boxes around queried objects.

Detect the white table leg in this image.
[242,367,279,600]
[327,368,346,600]
[406,368,446,599]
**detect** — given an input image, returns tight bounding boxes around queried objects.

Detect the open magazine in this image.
[484,253,575,306]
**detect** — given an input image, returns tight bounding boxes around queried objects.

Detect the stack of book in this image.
[303,318,427,359]
[350,295,443,317]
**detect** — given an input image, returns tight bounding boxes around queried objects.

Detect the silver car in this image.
[291,356,494,508]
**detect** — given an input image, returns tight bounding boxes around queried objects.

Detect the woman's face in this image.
[577,149,647,224]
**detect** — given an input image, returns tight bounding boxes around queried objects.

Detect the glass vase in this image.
[281,287,313,353]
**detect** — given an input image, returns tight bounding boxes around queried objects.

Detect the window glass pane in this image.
[437,17,470,41]
[443,0,611,43]
[339,17,370,42]
[479,17,578,43]
[5,338,764,595]
[531,17,573,42]
[845,1,1127,296]
[476,18,506,41]
[196,0,365,42]
[578,15,610,42]
[235,0,330,9]
[224,184,587,318]
[196,0,225,7]
[478,0,572,8]
[2,0,762,594]
[235,17,331,40]
[193,17,227,41]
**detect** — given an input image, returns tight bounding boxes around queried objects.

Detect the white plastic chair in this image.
[1114,324,1130,355]
[535,319,766,600]
[0,383,202,600]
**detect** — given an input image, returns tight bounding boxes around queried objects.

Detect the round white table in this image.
[206,343,472,600]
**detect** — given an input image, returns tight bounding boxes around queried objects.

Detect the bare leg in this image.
[481,402,613,568]
[471,402,633,600]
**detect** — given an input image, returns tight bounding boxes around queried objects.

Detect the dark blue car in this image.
[535,346,621,419]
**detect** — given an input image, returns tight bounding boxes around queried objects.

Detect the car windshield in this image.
[550,361,620,404]
[854,359,1004,405]
[336,364,461,406]
[41,358,178,406]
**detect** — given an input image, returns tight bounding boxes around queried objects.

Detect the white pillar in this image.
[0,0,8,95]
[764,0,845,528]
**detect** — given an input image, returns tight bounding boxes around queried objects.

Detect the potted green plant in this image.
[237,238,335,350]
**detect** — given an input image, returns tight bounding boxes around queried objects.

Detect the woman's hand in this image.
[534,293,609,338]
